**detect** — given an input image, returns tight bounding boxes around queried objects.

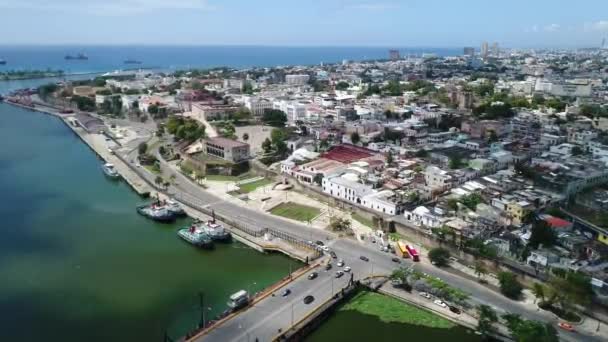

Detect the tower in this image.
[481,42,489,59]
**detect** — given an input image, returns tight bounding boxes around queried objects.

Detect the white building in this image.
[285,74,310,86]
[425,166,452,192]
[322,173,374,206]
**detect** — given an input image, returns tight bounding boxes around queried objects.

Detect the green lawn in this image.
[143,164,161,174]
[352,213,375,228]
[238,179,273,193]
[206,172,253,182]
[270,202,321,222]
[342,291,455,329]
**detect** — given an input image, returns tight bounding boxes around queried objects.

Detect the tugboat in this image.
[65,53,88,60]
[165,199,186,217]
[101,163,120,179]
[177,224,214,248]
[136,200,175,223]
[200,211,231,242]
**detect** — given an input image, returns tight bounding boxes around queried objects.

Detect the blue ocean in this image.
[0,45,461,74]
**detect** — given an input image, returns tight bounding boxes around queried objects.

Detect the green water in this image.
[0,103,298,341]
[306,292,484,342]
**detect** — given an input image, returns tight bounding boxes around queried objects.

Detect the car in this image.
[315,240,324,246]
[281,289,291,297]
[360,256,369,262]
[321,246,330,252]
[308,272,318,280]
[391,257,401,263]
[418,292,432,299]
[558,322,575,332]
[335,271,344,278]
[371,238,376,243]
[337,260,345,267]
[434,299,447,308]
[303,295,315,304]
[329,251,337,259]
[325,263,332,271]
[343,266,351,272]
[449,306,461,314]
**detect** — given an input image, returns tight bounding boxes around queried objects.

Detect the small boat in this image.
[101,163,120,179]
[202,221,231,242]
[65,53,88,60]
[0,59,6,65]
[137,203,175,222]
[166,199,186,217]
[177,225,214,248]
[124,59,142,65]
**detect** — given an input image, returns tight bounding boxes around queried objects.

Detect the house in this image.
[322,173,374,206]
[403,206,446,228]
[527,249,560,268]
[506,200,532,225]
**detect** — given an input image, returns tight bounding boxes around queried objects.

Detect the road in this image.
[135,149,599,342]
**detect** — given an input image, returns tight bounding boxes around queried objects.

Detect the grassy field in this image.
[352,212,375,228]
[238,178,273,193]
[206,172,252,182]
[270,202,321,222]
[143,164,161,175]
[341,291,455,329]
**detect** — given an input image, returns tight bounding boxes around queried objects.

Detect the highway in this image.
[141,151,599,342]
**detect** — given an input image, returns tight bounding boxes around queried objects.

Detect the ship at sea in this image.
[65,53,88,60]
[177,224,214,248]
[101,163,120,179]
[136,200,175,223]
[124,59,142,65]
[0,58,6,65]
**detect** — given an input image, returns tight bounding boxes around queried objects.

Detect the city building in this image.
[463,47,475,56]
[285,74,310,86]
[203,137,250,163]
[389,49,401,61]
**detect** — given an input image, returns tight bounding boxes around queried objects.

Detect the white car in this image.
[343,266,351,273]
[337,260,345,267]
[434,299,447,308]
[418,292,431,299]
[321,246,330,252]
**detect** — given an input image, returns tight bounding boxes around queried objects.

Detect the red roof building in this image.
[322,144,378,164]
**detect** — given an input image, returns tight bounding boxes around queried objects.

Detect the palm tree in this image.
[532,283,545,304]
[474,261,488,281]
[154,176,163,188]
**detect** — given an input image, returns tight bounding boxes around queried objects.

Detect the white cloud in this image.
[0,0,214,15]
[543,24,560,32]
[584,20,608,32]
[347,3,399,11]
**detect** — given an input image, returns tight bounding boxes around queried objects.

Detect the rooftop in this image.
[205,137,249,149]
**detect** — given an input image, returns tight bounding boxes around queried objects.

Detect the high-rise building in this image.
[481,42,489,59]
[463,47,475,56]
[491,42,499,57]
[389,49,400,61]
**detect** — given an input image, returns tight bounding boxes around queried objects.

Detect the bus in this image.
[396,241,409,258]
[406,245,420,262]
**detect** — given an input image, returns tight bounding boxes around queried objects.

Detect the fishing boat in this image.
[101,163,120,179]
[0,59,6,65]
[124,59,142,65]
[136,202,175,222]
[65,53,88,60]
[177,225,214,248]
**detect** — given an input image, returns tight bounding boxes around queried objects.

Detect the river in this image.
[0,81,298,341]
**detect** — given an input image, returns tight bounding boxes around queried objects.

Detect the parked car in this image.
[558,322,575,332]
[337,260,345,267]
[315,240,324,246]
[335,271,344,278]
[329,251,337,259]
[343,266,351,273]
[325,263,332,271]
[391,257,401,263]
[418,292,432,299]
[303,295,315,304]
[449,305,461,314]
[282,289,291,297]
[308,272,318,280]
[321,246,330,252]
[434,300,447,308]
[360,256,369,262]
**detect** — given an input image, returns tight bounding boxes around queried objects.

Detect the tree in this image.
[449,155,465,169]
[262,109,287,127]
[138,142,148,155]
[335,81,350,90]
[477,305,498,337]
[502,314,558,342]
[154,176,163,187]
[529,220,556,249]
[313,173,323,186]
[460,193,482,211]
[386,151,394,165]
[474,261,488,280]
[487,130,498,143]
[242,133,249,142]
[571,146,583,156]
[329,218,352,233]
[498,272,523,299]
[351,132,361,145]
[447,198,459,212]
[428,248,451,267]
[261,138,272,154]
[532,283,546,304]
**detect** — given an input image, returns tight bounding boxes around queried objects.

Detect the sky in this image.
[0,0,607,47]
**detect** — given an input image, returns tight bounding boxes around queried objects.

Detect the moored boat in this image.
[136,203,175,222]
[101,163,120,179]
[166,199,186,217]
[177,225,214,248]
[202,221,231,242]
